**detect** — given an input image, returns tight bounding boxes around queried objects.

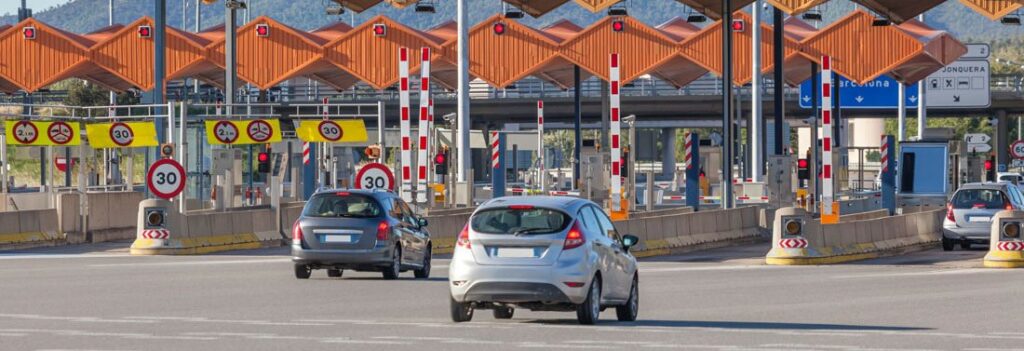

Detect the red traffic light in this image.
[258,152,270,163]
[255,24,269,37]
[493,22,506,35]
[434,153,446,165]
[23,26,36,40]
[731,19,745,32]
[137,25,152,38]
[798,159,809,169]
[611,20,625,32]
[372,24,387,37]
[985,160,994,171]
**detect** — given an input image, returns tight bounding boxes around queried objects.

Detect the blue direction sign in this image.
[799,75,919,109]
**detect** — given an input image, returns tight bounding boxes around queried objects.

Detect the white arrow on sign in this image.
[968,143,992,153]
[802,95,811,103]
[855,96,864,103]
[964,133,991,144]
[909,95,918,103]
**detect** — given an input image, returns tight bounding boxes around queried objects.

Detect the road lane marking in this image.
[832,268,1017,280]
[0,314,157,324]
[89,258,290,268]
[639,265,784,273]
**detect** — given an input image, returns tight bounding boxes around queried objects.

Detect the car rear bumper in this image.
[943,226,991,241]
[292,245,393,269]
[449,257,591,305]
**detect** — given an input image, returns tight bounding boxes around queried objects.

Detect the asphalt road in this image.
[0,242,1022,351]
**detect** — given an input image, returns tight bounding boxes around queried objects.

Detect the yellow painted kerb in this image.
[984,250,1024,268]
[0,232,53,245]
[130,233,271,255]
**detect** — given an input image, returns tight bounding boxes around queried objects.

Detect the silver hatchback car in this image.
[943,182,1024,251]
[292,189,432,280]
[448,196,640,324]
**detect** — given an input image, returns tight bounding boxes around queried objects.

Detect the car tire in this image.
[414,245,431,279]
[616,276,639,322]
[493,307,514,320]
[942,237,955,251]
[450,296,473,323]
[576,276,601,325]
[294,264,312,279]
[327,269,343,278]
[961,241,972,250]
[382,247,401,280]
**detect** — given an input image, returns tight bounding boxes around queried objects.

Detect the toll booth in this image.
[897,128,959,208]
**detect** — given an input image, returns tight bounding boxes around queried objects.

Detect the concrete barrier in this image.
[766,207,943,265]
[426,210,474,254]
[130,200,283,255]
[0,192,52,212]
[627,206,694,220]
[0,208,61,249]
[983,210,1024,268]
[614,206,763,258]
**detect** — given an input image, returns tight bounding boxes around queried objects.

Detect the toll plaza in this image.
[3,0,1024,347]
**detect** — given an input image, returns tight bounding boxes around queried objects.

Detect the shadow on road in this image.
[523,319,929,331]
[641,242,771,264]
[850,246,987,267]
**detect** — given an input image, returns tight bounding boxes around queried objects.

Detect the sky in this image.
[1,0,69,16]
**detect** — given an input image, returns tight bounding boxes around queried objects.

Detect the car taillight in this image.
[377,221,390,241]
[457,224,471,249]
[292,221,303,241]
[946,204,955,222]
[563,221,585,250]
[1006,197,1014,211]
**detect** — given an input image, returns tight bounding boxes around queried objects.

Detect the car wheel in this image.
[942,237,955,251]
[294,264,312,279]
[382,247,401,280]
[450,295,473,323]
[616,276,639,322]
[327,269,343,278]
[961,241,972,250]
[576,276,601,325]
[493,307,514,320]
[414,246,431,279]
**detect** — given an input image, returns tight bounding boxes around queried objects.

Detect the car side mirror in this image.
[418,217,429,228]
[622,235,639,251]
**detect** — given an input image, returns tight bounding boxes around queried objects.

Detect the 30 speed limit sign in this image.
[147,159,186,200]
[355,163,395,191]
[1012,141,1024,160]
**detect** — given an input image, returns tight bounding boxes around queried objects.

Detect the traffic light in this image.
[493,22,507,35]
[611,20,625,32]
[137,25,152,38]
[620,149,629,177]
[372,24,387,37]
[23,27,36,40]
[255,24,270,37]
[257,152,271,173]
[983,158,991,183]
[159,143,175,159]
[434,147,449,175]
[797,159,810,180]
[731,19,745,32]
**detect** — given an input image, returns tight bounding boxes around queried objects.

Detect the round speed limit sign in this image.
[109,122,135,146]
[1012,141,1024,160]
[355,163,395,191]
[147,159,186,200]
[318,120,343,142]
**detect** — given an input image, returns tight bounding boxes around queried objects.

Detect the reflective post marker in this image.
[491,131,505,198]
[417,47,431,204]
[399,47,412,202]
[880,134,896,216]
[685,132,701,211]
[537,100,546,192]
[609,53,622,211]
[821,56,839,223]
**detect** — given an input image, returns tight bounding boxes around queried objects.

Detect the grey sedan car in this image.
[448,196,640,325]
[943,182,1024,251]
[292,189,432,280]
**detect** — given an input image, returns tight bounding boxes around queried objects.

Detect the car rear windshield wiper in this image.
[512,228,553,236]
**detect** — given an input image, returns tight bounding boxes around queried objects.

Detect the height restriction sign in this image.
[205,119,282,145]
[5,120,81,146]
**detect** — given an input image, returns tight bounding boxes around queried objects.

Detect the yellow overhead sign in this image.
[204,119,282,145]
[5,120,81,146]
[296,119,369,143]
[85,122,159,148]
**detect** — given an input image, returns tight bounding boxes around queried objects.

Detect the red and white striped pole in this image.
[821,55,836,221]
[428,98,435,184]
[399,47,413,201]
[610,53,622,211]
[303,142,310,165]
[537,100,546,192]
[685,132,694,170]
[880,134,889,173]
[416,47,431,204]
[492,131,500,170]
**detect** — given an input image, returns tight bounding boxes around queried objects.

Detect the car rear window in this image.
[951,189,1007,210]
[471,207,571,235]
[303,193,383,218]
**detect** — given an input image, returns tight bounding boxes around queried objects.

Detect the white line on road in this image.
[832,268,1017,280]
[638,265,784,273]
[88,258,291,268]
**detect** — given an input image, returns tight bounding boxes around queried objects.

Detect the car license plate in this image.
[322,235,353,243]
[496,248,536,258]
[968,216,991,223]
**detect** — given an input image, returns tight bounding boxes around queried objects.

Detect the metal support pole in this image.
[916,14,927,140]
[722,0,735,209]
[810,62,819,213]
[155,0,166,105]
[0,125,6,193]
[179,101,187,213]
[751,0,763,181]
[377,101,386,164]
[898,83,906,142]
[64,148,71,187]
[456,0,471,183]
[772,6,784,156]
[573,65,582,190]
[224,4,237,116]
